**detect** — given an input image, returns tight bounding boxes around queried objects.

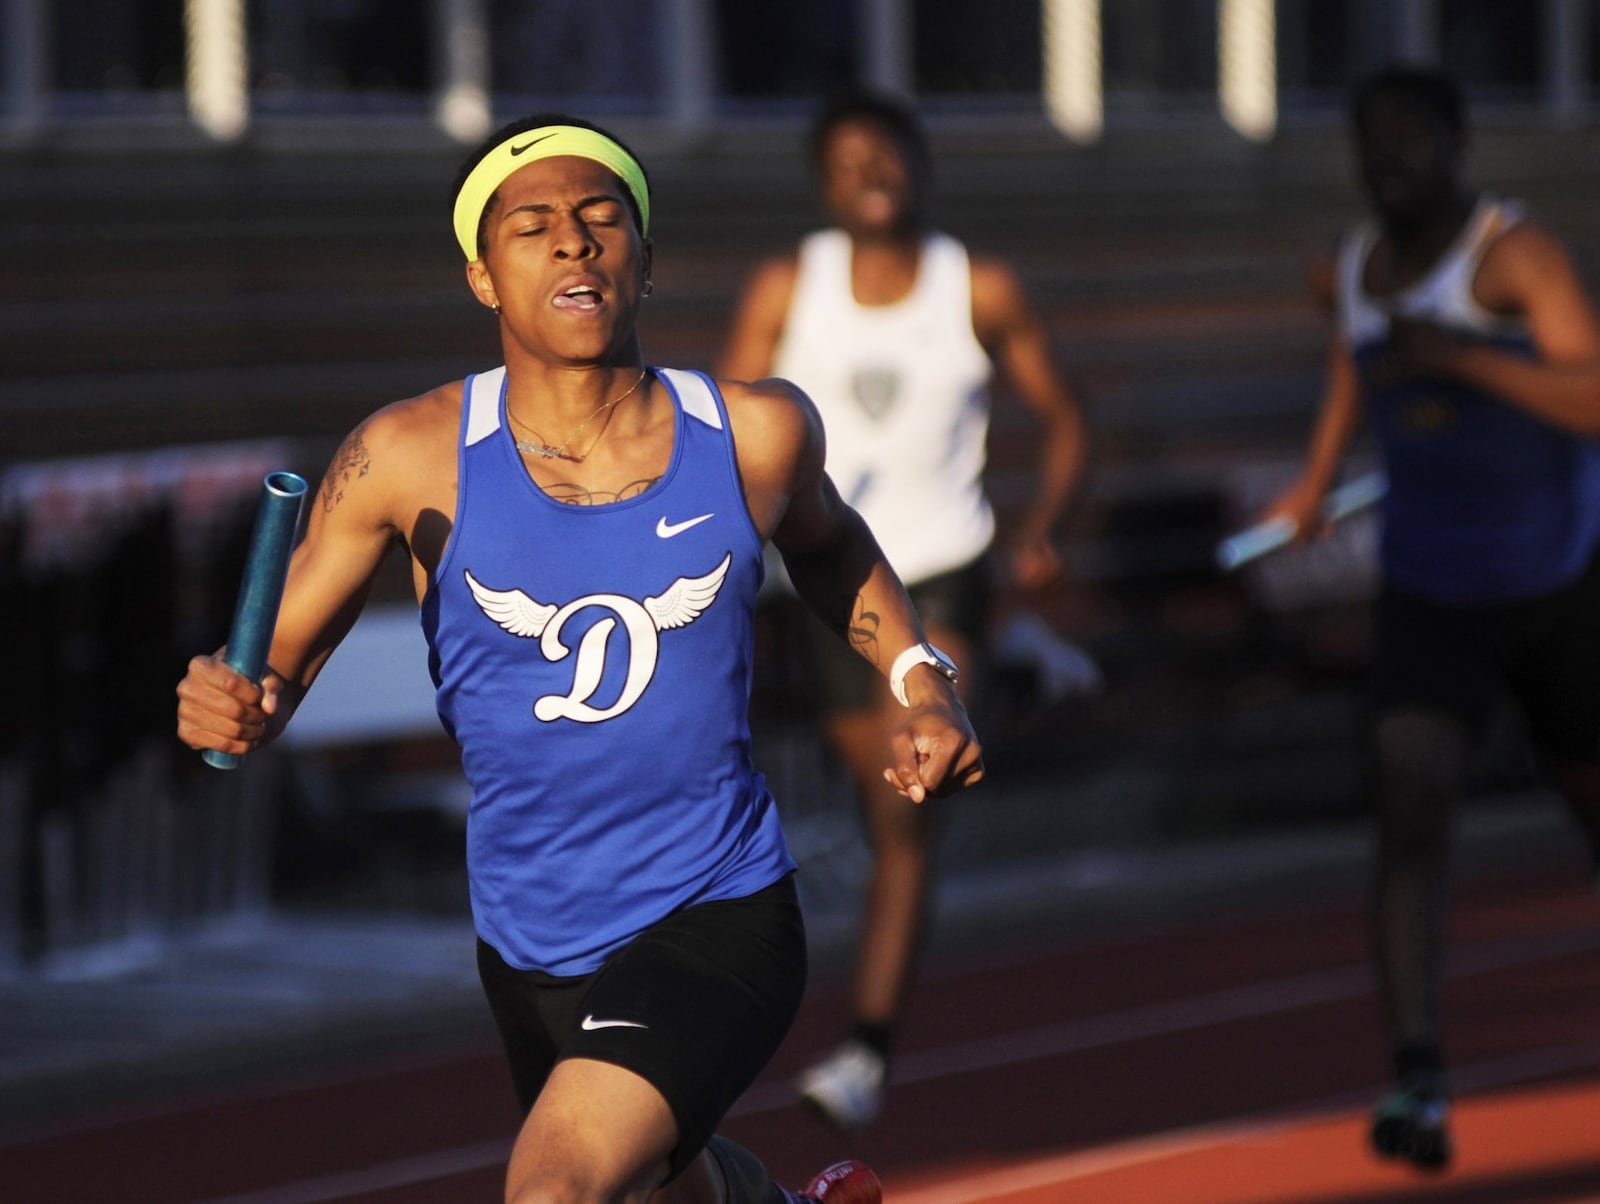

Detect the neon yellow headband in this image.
[452,125,651,261]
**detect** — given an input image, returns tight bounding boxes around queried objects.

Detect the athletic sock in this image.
[850,1020,894,1063]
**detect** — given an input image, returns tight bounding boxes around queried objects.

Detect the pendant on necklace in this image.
[516,438,573,461]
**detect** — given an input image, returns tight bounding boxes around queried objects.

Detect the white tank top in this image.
[772,228,995,584]
[1335,194,1528,345]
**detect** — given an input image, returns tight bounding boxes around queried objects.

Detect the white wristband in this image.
[888,642,960,707]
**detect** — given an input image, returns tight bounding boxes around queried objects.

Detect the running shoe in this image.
[1370,1075,1452,1170]
[801,1159,882,1204]
[796,1040,885,1130]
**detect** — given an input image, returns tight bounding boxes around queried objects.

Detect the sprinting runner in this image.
[176,112,983,1204]
[718,88,1087,1131]
[1260,66,1600,1170]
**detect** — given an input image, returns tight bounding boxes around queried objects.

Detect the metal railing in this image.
[1,442,295,976]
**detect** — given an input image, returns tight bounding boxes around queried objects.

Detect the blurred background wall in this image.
[4,0,1600,976]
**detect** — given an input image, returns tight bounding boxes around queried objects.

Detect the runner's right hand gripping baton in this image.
[1215,471,1387,573]
[203,471,309,770]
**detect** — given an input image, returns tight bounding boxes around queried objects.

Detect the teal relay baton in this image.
[203,471,310,770]
[1215,471,1387,573]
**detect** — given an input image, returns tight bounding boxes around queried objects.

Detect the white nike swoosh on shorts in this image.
[580,1014,649,1031]
[656,513,713,538]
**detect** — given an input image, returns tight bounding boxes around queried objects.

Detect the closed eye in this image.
[499,197,628,242]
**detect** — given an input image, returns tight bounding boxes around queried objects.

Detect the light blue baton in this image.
[1216,471,1387,573]
[203,471,309,770]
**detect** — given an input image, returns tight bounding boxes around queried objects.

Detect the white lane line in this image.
[190,925,1600,1204]
[733,963,1367,1116]
[192,1138,512,1204]
[886,1114,1316,1204]
[736,924,1600,1114]
[886,1039,1600,1204]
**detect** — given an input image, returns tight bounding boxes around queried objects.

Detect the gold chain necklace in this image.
[509,369,650,463]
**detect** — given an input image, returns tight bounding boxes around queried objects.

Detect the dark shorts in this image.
[475,875,806,1180]
[810,555,992,713]
[1371,553,1600,764]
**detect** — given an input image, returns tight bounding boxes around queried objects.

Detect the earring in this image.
[491,302,502,315]
[641,280,654,298]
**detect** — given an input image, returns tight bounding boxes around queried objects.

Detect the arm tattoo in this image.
[321,430,372,513]
[846,594,882,665]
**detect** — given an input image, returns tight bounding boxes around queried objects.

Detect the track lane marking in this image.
[191,1138,512,1204]
[887,1043,1600,1203]
[189,925,1600,1204]
[738,923,1600,1113]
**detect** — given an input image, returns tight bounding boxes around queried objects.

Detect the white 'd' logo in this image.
[464,553,732,723]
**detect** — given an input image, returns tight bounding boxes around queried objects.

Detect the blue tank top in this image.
[1336,197,1600,603]
[422,366,795,974]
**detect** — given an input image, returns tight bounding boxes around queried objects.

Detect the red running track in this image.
[3,859,1598,1203]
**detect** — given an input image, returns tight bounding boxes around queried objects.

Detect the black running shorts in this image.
[1371,552,1600,764]
[475,874,807,1180]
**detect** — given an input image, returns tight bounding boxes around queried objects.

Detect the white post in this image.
[2,0,47,137]
[1218,0,1276,141]
[432,0,486,144]
[1543,0,1588,125]
[1394,0,1438,64]
[663,0,715,135]
[433,0,492,143]
[861,0,913,95]
[184,0,249,142]
[1042,0,1103,145]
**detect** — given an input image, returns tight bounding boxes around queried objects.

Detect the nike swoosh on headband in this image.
[510,133,558,156]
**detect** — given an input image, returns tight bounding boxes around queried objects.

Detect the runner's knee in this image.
[1374,710,1468,857]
